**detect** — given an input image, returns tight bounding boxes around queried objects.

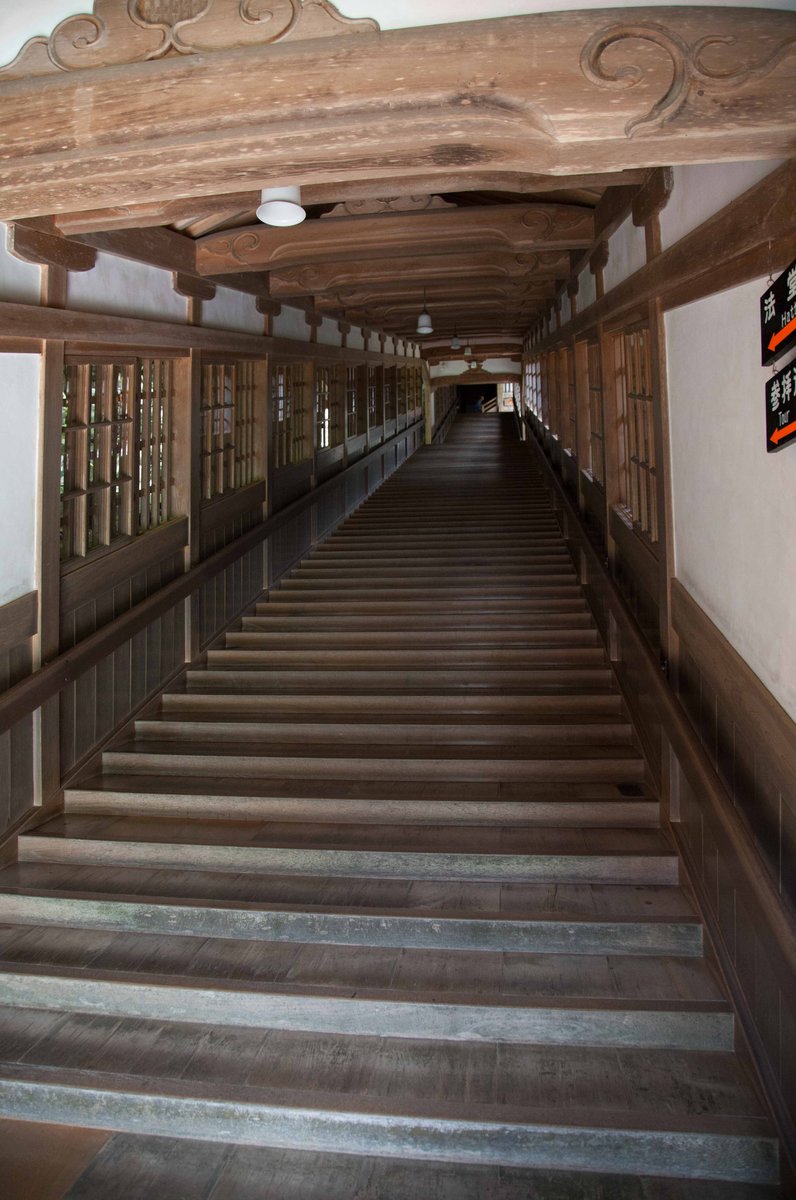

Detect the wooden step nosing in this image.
[16,839,678,884]
[0,971,734,1051]
[63,791,659,828]
[0,894,701,954]
[0,1069,777,1183]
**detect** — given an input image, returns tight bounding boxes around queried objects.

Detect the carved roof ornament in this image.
[581,21,796,138]
[0,0,379,78]
[321,196,457,219]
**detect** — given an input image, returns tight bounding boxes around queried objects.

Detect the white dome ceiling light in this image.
[256,185,306,227]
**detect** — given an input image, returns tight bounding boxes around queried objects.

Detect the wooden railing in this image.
[0,419,422,743]
[519,404,796,1175]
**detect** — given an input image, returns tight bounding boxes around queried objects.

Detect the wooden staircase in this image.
[0,416,781,1196]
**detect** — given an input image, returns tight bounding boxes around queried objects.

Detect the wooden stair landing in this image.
[0,416,781,1196]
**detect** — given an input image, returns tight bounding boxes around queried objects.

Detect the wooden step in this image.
[191,667,617,692]
[0,1060,777,1184]
[206,647,607,668]
[101,746,644,784]
[230,627,601,646]
[133,718,633,747]
[29,1133,783,1198]
[64,783,659,826]
[164,690,623,714]
[0,893,700,955]
[0,966,734,1052]
[17,838,674,885]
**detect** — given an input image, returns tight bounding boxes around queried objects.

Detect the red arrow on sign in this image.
[770,419,796,446]
[769,314,796,353]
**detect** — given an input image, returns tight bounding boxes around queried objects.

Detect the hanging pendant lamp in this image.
[416,288,433,335]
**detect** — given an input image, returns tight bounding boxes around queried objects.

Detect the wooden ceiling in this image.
[2,0,794,348]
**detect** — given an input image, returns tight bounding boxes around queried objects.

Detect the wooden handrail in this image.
[0,419,421,738]
[520,411,796,987]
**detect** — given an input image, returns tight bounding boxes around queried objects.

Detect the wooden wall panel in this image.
[0,592,38,839]
[672,580,796,911]
[523,412,796,1168]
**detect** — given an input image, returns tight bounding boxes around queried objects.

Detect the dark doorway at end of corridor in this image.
[457,383,498,413]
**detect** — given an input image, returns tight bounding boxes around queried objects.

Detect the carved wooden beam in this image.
[172,272,216,301]
[1,8,792,220]
[314,281,556,311]
[48,172,642,236]
[269,250,571,297]
[196,205,595,276]
[8,222,96,272]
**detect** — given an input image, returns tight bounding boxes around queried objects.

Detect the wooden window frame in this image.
[616,323,659,545]
[60,354,176,566]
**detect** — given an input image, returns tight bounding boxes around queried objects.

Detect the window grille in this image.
[61,357,174,563]
[586,340,605,485]
[200,360,259,501]
[620,326,658,542]
[272,362,310,466]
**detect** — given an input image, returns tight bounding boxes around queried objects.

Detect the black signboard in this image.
[766,359,796,453]
[760,258,796,365]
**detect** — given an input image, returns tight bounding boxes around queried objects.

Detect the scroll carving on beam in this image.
[0,0,379,78]
[581,20,796,138]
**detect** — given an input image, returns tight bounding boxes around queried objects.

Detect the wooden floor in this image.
[0,416,782,1196]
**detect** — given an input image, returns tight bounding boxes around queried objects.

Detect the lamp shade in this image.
[464,342,472,357]
[256,185,306,227]
[451,334,462,351]
[416,310,433,335]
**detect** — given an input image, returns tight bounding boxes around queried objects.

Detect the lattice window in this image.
[383,367,395,421]
[566,347,577,453]
[586,339,605,485]
[200,360,259,501]
[367,366,380,427]
[314,365,342,450]
[61,357,175,563]
[346,366,360,439]
[272,362,310,467]
[620,326,658,542]
[395,367,407,417]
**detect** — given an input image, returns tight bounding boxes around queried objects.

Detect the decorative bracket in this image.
[8,221,96,272]
[0,0,380,79]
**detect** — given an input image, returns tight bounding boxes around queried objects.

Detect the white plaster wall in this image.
[384,337,395,355]
[604,215,647,293]
[202,286,262,335]
[431,361,467,379]
[0,222,42,304]
[0,354,41,606]
[317,317,342,347]
[483,358,521,374]
[577,265,597,312]
[666,275,796,720]
[67,252,187,323]
[272,305,310,341]
[368,332,380,352]
[660,160,786,251]
[348,326,365,350]
[560,293,572,325]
